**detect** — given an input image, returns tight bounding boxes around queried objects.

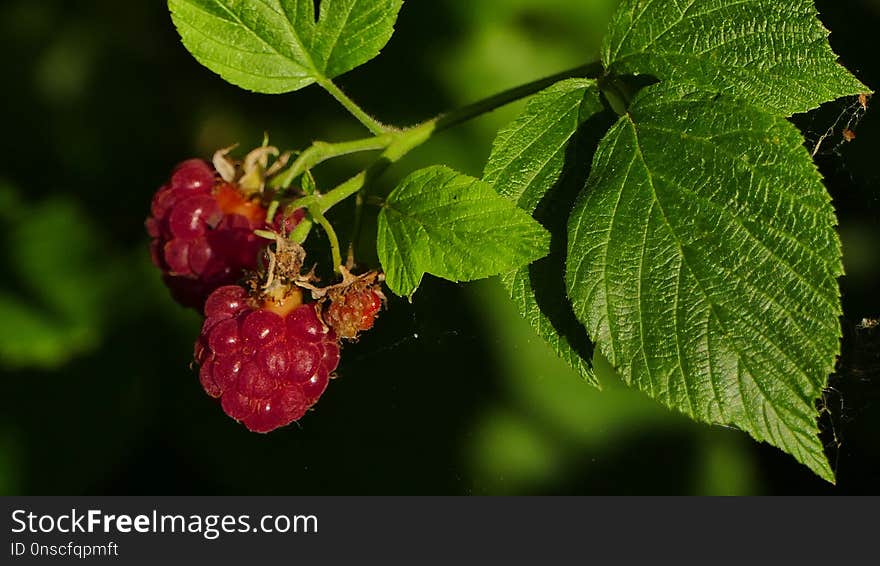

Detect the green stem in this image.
[432,61,605,132]
[278,61,605,265]
[270,134,395,190]
[265,200,281,224]
[316,61,605,214]
[289,217,314,244]
[309,206,343,273]
[284,194,318,215]
[319,78,389,136]
[347,190,366,267]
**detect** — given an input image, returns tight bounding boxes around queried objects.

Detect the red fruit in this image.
[324,288,383,340]
[146,158,302,310]
[195,285,340,433]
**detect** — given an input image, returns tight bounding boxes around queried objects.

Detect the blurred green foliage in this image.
[0,184,110,368]
[0,0,876,495]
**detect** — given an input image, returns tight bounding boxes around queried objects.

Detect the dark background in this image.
[0,0,876,494]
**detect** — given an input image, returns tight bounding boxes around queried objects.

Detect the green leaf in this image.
[485,79,601,211]
[485,79,613,385]
[377,166,551,298]
[566,83,843,481]
[168,0,403,93]
[602,0,869,115]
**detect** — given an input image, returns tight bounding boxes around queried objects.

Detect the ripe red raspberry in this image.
[146,158,301,310]
[324,288,383,340]
[194,285,340,433]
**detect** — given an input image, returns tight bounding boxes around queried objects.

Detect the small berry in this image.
[147,157,302,310]
[320,269,385,340]
[324,288,383,340]
[195,285,340,433]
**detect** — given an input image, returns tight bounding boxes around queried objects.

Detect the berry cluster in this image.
[147,153,384,432]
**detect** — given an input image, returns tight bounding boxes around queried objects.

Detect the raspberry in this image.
[324,288,384,340]
[195,285,341,433]
[146,158,302,310]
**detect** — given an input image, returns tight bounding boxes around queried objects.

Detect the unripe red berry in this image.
[324,288,384,340]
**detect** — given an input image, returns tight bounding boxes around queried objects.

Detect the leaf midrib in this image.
[633,120,840,307]
[383,207,515,281]
[383,203,539,237]
[322,0,357,71]
[619,119,826,472]
[623,115,820,408]
[179,0,322,77]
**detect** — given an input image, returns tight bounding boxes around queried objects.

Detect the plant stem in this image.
[270,134,395,190]
[348,189,366,267]
[308,205,343,273]
[281,61,605,264]
[315,61,605,214]
[432,61,605,133]
[288,217,314,244]
[318,78,389,136]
